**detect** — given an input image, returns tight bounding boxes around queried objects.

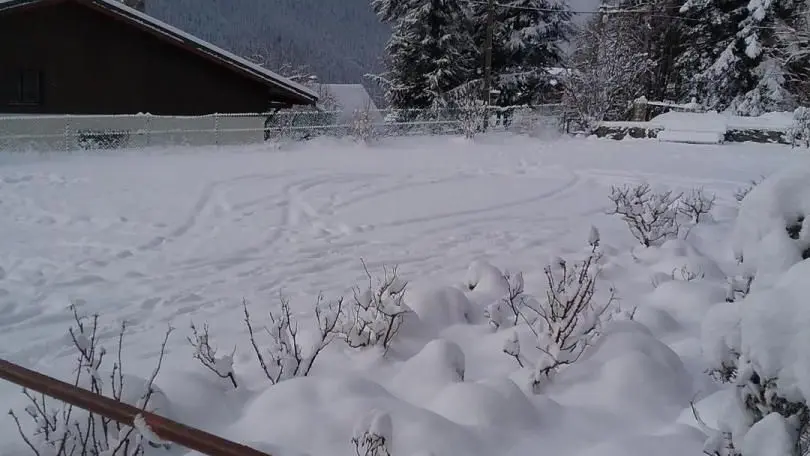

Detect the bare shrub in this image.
[10,305,172,456]
[608,183,681,247]
[351,410,392,456]
[340,262,410,352]
[787,106,810,148]
[244,294,343,384]
[351,104,377,143]
[188,321,237,388]
[456,99,487,139]
[673,265,705,282]
[679,187,716,223]
[505,243,616,393]
[485,271,526,330]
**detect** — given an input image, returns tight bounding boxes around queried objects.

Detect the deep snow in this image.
[0,134,804,456]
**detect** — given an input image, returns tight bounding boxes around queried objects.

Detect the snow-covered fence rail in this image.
[0,105,565,151]
[0,358,273,456]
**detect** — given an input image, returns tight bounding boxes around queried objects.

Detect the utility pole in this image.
[482,0,495,130]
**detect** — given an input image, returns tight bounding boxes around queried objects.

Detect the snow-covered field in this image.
[0,134,804,456]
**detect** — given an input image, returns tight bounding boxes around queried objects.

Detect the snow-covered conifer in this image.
[470,0,573,108]
[678,0,804,114]
[370,0,478,114]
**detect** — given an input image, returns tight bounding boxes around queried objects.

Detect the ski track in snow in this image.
[0,135,803,454]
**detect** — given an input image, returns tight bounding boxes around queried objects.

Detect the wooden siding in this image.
[0,1,298,115]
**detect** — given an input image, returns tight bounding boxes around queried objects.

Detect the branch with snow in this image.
[187,321,237,388]
[679,187,716,224]
[504,241,615,393]
[340,262,410,353]
[10,304,172,456]
[608,183,682,247]
[485,270,527,331]
[244,293,343,384]
[352,410,392,456]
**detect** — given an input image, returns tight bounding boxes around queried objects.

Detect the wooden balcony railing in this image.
[0,358,271,456]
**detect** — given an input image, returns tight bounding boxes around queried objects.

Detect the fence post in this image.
[633,97,649,122]
[64,117,71,152]
[214,113,220,146]
[145,114,151,147]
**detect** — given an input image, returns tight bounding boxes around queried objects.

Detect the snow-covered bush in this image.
[352,410,393,456]
[504,241,616,393]
[351,106,377,143]
[244,294,343,384]
[187,321,237,388]
[10,305,172,456]
[340,264,411,352]
[731,166,810,284]
[787,106,810,148]
[608,183,681,247]
[699,165,810,456]
[679,187,716,224]
[456,99,487,139]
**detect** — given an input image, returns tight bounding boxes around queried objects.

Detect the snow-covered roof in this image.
[319,84,383,122]
[0,0,319,105]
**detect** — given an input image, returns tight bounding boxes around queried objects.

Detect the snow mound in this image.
[635,239,726,281]
[631,306,683,339]
[645,280,727,328]
[463,260,509,306]
[390,338,466,405]
[700,300,742,376]
[429,377,539,432]
[739,260,810,400]
[676,388,736,430]
[650,111,731,134]
[649,111,794,133]
[575,425,706,456]
[731,164,810,285]
[231,375,491,456]
[741,413,795,456]
[554,321,693,423]
[406,285,476,330]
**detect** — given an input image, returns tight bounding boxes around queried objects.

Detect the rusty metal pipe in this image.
[0,359,271,456]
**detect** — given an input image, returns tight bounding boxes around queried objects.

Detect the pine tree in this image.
[677,0,802,114]
[371,0,477,113]
[471,0,573,107]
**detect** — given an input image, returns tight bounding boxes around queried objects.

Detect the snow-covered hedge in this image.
[701,164,810,456]
[730,165,810,289]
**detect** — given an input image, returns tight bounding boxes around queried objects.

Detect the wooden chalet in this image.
[0,0,318,116]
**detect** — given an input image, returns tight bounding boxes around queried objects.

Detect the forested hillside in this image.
[146,0,390,84]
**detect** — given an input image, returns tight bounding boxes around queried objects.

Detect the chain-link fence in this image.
[0,105,567,152]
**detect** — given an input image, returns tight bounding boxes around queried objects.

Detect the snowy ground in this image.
[0,134,804,456]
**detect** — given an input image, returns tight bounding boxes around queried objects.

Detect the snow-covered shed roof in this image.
[0,0,319,106]
[319,84,383,123]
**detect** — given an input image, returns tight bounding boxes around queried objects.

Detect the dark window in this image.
[9,70,42,105]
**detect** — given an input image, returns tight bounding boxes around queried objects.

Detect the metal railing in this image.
[0,358,272,456]
[0,105,566,152]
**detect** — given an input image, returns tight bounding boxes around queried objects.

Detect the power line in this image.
[468,1,664,15]
[469,0,808,24]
